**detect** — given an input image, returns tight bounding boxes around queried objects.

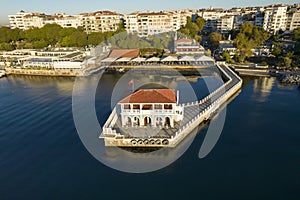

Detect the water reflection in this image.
[252,77,275,102]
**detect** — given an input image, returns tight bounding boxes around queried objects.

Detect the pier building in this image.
[119,89,184,128]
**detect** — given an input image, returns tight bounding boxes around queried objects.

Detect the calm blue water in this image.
[0,74,300,200]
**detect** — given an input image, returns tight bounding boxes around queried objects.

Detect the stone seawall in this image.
[6,68,83,77]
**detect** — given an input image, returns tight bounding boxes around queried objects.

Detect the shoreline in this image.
[5,68,83,77]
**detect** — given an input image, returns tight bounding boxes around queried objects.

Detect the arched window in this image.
[144,117,151,126]
[165,117,171,127]
[156,117,163,126]
[126,117,132,126]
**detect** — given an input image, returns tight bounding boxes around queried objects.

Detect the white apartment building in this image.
[263,5,288,32]
[124,12,173,37]
[216,15,234,33]
[9,10,121,33]
[178,10,194,27]
[124,13,139,34]
[286,8,300,31]
[81,11,122,33]
[9,10,45,29]
[44,14,82,29]
[197,9,233,32]
[124,11,192,37]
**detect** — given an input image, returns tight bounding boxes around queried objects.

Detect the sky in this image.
[0,0,298,25]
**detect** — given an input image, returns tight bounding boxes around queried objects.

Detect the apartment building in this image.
[44,14,82,29]
[216,15,235,33]
[8,5,300,36]
[263,5,288,32]
[9,10,122,33]
[124,11,191,37]
[197,9,232,32]
[286,8,300,31]
[8,10,45,29]
[81,11,122,33]
[255,12,265,27]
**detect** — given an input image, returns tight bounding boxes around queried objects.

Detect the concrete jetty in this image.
[99,63,242,148]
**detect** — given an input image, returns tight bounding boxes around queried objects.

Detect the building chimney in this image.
[176,90,179,104]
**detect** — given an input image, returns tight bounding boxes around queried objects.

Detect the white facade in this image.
[175,39,205,55]
[44,14,82,29]
[286,9,300,31]
[119,89,184,128]
[9,11,45,29]
[217,15,234,33]
[263,6,288,32]
[8,10,121,32]
[198,9,232,21]
[53,61,82,70]
[120,102,184,128]
[124,11,192,37]
[81,11,122,33]
[124,12,173,37]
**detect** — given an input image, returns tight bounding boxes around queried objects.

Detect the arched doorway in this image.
[134,117,140,126]
[144,117,151,126]
[156,117,163,127]
[165,117,171,128]
[126,117,132,126]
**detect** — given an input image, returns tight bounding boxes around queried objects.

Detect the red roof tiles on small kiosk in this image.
[119,89,176,104]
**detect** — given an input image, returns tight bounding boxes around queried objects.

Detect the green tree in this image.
[195,17,205,32]
[208,32,222,50]
[272,47,282,58]
[233,22,270,63]
[152,36,163,49]
[283,57,292,69]
[222,51,232,63]
[115,21,126,34]
[61,36,73,47]
[88,32,104,46]
[178,16,205,40]
[293,27,300,40]
[59,28,77,38]
[70,31,88,47]
[33,40,47,49]
[39,24,63,46]
[0,42,14,51]
[178,28,190,37]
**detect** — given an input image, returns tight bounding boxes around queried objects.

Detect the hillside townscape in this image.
[0,3,299,78]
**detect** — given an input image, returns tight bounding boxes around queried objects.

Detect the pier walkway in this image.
[100,63,242,147]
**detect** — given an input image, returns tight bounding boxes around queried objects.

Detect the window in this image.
[164,104,173,109]
[154,104,162,109]
[133,104,140,109]
[124,104,131,109]
[142,104,152,110]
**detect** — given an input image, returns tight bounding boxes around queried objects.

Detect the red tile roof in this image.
[119,89,176,104]
[108,49,140,58]
[176,39,194,43]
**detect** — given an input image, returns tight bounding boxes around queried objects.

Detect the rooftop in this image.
[108,49,140,58]
[119,89,176,104]
[176,39,194,43]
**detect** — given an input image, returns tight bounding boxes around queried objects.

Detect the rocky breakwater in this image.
[280,73,300,85]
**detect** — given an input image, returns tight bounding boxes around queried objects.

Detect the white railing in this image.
[103,107,117,129]
[169,64,243,146]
